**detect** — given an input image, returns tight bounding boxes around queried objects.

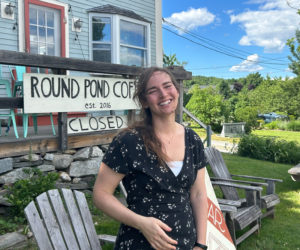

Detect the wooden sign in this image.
[68,115,128,134]
[23,73,139,113]
[205,169,236,250]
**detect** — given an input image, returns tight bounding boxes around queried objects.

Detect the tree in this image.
[186,87,229,132]
[163,53,187,67]
[233,82,243,92]
[217,80,231,99]
[240,72,263,90]
[234,106,259,133]
[287,29,300,76]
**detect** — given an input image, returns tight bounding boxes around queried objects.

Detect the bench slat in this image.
[36,192,67,250]
[61,188,91,249]
[48,189,80,250]
[24,201,53,250]
[75,190,101,250]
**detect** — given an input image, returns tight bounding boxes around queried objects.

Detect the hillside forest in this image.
[182,27,300,134]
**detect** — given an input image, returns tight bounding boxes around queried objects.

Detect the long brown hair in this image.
[129,67,179,164]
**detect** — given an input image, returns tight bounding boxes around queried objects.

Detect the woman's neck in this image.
[152,115,178,136]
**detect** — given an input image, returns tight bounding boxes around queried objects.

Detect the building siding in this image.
[0,0,158,67]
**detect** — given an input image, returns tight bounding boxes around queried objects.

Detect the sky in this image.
[162,0,300,79]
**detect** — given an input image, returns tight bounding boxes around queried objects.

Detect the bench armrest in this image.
[98,234,116,244]
[211,177,268,186]
[211,181,263,191]
[219,204,237,213]
[217,198,242,207]
[231,174,282,182]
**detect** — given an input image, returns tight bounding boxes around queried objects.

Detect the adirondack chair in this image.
[24,188,116,250]
[205,147,282,219]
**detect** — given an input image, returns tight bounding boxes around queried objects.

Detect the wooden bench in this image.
[24,188,116,250]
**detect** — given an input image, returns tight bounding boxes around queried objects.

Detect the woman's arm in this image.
[190,167,208,249]
[93,162,178,250]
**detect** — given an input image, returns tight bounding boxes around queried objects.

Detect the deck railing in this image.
[183,107,212,147]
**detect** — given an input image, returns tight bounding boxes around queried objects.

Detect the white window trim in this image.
[89,13,151,67]
[89,13,113,62]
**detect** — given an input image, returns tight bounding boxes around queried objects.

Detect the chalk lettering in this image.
[113,81,121,98]
[67,115,128,134]
[98,117,106,129]
[107,116,115,129]
[89,117,98,130]
[30,76,80,99]
[41,77,52,97]
[85,103,95,109]
[31,76,40,97]
[79,119,89,131]
[68,118,79,132]
[84,79,110,98]
[116,116,123,128]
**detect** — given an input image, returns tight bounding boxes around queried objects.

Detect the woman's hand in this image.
[139,216,178,250]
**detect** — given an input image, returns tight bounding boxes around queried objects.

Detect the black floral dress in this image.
[102,127,206,250]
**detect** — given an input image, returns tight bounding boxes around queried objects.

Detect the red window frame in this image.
[24,0,66,57]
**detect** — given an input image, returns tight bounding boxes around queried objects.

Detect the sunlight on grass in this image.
[252,129,300,145]
[221,154,300,250]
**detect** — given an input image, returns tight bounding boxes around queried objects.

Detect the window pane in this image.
[120,46,146,66]
[93,44,111,63]
[47,12,54,27]
[47,44,55,56]
[93,50,111,63]
[120,20,146,47]
[38,10,45,26]
[30,25,38,42]
[92,17,111,42]
[30,42,38,54]
[29,8,37,25]
[39,43,47,55]
[39,27,46,43]
[47,28,54,43]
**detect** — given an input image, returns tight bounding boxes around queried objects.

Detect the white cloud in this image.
[164,8,215,32]
[230,0,300,53]
[230,54,264,72]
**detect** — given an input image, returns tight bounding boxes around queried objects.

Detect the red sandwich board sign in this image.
[205,169,236,249]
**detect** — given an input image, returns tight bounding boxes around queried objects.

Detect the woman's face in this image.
[143,71,179,117]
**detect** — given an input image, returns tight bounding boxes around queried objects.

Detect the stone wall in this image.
[0,145,106,215]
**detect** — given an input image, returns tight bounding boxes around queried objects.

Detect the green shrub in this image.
[5,168,59,222]
[237,134,300,164]
[0,218,18,234]
[264,121,279,130]
[287,120,300,131]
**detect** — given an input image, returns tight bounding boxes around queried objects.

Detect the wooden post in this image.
[206,125,212,147]
[53,69,68,152]
[175,79,183,123]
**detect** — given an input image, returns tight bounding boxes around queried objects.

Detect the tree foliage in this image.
[287,29,300,76]
[186,87,229,132]
[163,53,187,67]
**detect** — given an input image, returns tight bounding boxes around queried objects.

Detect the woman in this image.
[93,67,208,250]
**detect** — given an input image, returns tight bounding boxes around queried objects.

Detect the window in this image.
[25,0,65,57]
[91,16,111,63]
[89,14,150,67]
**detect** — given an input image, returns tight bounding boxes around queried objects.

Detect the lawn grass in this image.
[252,129,300,145]
[221,153,300,250]
[91,154,300,250]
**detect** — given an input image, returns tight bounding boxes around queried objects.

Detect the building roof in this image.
[87,4,151,23]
